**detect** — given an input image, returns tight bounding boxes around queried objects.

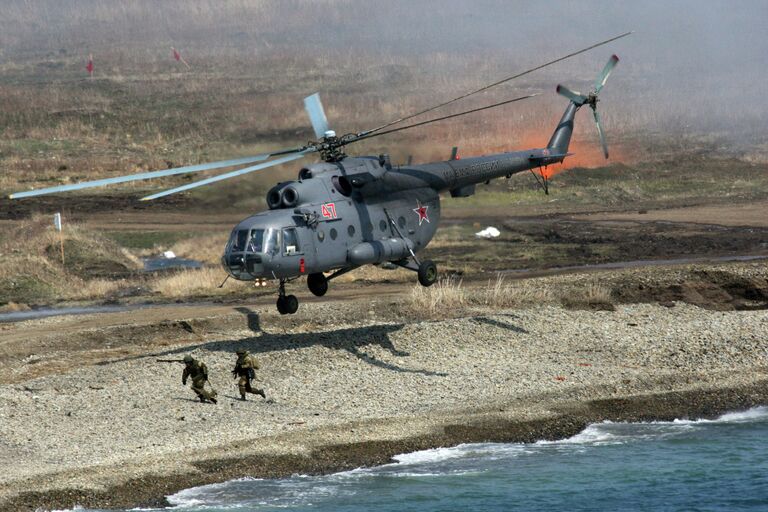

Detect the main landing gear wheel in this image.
[276,278,299,315]
[417,260,437,287]
[307,272,328,297]
[276,294,299,315]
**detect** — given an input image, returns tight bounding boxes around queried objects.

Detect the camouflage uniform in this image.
[182,355,217,404]
[232,349,266,400]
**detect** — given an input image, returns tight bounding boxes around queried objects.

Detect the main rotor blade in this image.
[555,84,588,105]
[140,150,315,201]
[359,31,632,137]
[356,94,538,142]
[594,54,619,94]
[593,109,609,159]
[8,152,303,199]
[304,93,330,139]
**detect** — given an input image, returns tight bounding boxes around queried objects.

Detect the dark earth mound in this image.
[611,269,768,311]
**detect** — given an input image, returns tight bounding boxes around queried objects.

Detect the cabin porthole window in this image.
[379,220,387,232]
[398,216,406,228]
[348,225,356,237]
[330,228,338,240]
[317,230,325,242]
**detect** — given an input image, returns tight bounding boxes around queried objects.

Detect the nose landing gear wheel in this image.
[276,294,299,315]
[307,272,328,296]
[417,260,437,287]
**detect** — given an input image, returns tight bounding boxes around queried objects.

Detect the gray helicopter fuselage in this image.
[222,145,562,281]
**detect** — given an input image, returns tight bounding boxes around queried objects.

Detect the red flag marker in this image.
[86,54,94,77]
[171,47,191,69]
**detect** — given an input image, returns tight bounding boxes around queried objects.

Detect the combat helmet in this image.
[183,354,193,363]
[235,348,247,355]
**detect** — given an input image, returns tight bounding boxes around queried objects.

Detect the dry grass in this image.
[0,301,32,313]
[583,283,612,304]
[407,276,468,316]
[481,275,554,307]
[150,267,251,298]
[560,281,614,310]
[404,275,555,318]
[66,278,124,300]
[165,234,227,265]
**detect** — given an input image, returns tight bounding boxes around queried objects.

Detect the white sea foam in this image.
[167,483,226,508]
[710,405,768,423]
[391,442,529,466]
[168,474,349,510]
[168,476,265,508]
[646,406,768,425]
[392,444,475,465]
[536,422,625,446]
[532,406,768,448]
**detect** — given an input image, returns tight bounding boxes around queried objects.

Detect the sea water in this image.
[94,407,768,511]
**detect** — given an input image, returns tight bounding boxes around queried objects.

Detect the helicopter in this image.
[9,33,629,315]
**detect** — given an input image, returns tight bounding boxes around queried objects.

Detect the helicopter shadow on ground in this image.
[234,306,261,333]
[469,314,529,334]
[221,327,446,377]
[97,306,265,367]
[149,308,447,377]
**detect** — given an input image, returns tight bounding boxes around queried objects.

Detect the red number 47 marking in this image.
[321,202,337,219]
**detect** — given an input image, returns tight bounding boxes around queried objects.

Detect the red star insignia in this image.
[413,202,429,225]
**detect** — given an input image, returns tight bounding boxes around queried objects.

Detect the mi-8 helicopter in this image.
[10,33,629,314]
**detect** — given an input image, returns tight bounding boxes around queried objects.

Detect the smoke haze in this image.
[0,0,765,157]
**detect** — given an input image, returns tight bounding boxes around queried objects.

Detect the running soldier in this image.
[232,349,266,401]
[182,354,218,404]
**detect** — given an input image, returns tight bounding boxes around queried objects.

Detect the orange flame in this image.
[514,129,628,180]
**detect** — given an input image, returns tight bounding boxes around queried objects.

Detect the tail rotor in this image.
[556,54,619,159]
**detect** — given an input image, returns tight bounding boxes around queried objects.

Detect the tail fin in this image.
[546,101,579,155]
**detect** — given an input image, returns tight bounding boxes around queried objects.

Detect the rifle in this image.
[156,358,186,363]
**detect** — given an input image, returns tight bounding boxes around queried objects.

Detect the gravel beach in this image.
[1,267,767,511]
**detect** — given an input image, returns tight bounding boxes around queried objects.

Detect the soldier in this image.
[232,349,266,400]
[182,354,218,404]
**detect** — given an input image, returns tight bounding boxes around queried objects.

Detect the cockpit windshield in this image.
[228,228,278,254]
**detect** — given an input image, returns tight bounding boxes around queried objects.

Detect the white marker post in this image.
[54,213,65,265]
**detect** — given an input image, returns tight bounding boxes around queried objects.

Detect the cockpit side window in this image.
[282,228,300,255]
[230,229,249,252]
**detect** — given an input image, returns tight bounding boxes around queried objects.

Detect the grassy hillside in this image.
[2,1,767,204]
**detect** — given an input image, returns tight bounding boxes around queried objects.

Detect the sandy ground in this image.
[1,265,767,511]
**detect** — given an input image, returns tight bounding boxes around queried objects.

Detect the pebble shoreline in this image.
[1,301,766,511]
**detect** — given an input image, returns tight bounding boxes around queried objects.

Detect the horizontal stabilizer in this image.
[529,152,572,162]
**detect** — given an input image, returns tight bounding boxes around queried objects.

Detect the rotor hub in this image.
[316,134,347,162]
